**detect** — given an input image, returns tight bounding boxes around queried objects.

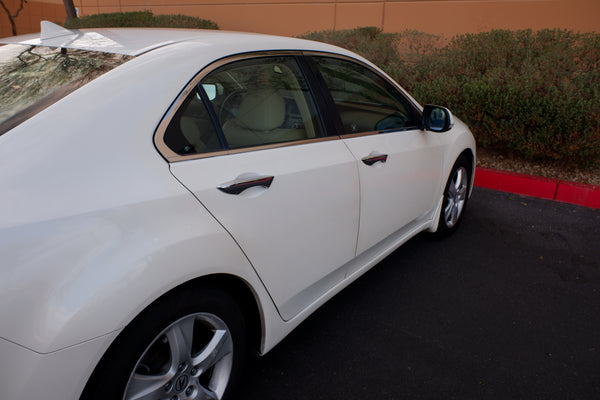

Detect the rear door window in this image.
[202,56,324,149]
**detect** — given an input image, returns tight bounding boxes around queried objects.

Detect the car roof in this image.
[0,21,349,57]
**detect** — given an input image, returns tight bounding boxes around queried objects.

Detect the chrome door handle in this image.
[217,175,274,195]
[361,154,388,166]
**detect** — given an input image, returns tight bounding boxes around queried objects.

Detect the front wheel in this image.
[81,286,248,400]
[436,157,471,236]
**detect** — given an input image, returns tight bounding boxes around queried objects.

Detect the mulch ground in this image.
[477,147,600,186]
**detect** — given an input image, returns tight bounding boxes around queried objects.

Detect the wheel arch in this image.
[80,273,264,400]
[186,273,264,356]
[427,146,476,234]
[456,148,476,198]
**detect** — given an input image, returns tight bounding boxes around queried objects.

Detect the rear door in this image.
[159,55,360,321]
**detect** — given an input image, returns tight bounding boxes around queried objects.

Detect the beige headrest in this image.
[236,89,285,131]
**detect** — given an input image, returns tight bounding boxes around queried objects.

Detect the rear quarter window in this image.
[0,44,132,136]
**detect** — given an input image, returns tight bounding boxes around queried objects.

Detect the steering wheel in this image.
[375,113,408,131]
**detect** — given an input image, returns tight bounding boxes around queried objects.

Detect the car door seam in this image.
[340,138,363,257]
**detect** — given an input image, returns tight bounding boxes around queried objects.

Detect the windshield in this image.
[0,44,132,136]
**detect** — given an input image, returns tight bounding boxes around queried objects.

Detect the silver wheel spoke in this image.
[165,316,195,371]
[449,181,458,198]
[444,198,455,223]
[192,329,232,375]
[451,203,460,223]
[197,384,220,400]
[454,168,464,191]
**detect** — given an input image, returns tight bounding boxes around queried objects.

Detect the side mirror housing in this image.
[422,105,454,132]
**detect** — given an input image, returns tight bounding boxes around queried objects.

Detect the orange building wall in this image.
[2,0,600,39]
[0,0,65,37]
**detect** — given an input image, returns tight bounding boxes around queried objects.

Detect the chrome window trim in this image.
[339,131,390,140]
[162,136,339,162]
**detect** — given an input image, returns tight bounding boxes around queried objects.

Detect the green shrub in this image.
[300,28,600,168]
[65,10,219,30]
[301,27,406,79]
[300,27,442,88]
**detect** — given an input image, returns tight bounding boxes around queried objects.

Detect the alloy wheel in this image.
[443,166,468,229]
[123,313,234,400]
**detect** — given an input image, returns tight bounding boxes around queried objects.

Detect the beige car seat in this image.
[222,88,306,148]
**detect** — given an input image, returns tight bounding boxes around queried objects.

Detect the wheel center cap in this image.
[175,374,190,393]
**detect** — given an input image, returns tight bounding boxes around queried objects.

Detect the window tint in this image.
[202,56,323,149]
[163,86,223,155]
[313,57,419,134]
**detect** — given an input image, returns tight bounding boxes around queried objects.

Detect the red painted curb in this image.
[474,167,600,209]
[474,167,558,200]
[555,181,600,209]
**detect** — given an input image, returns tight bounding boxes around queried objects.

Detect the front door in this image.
[312,56,444,255]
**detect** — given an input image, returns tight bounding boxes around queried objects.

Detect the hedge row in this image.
[65,11,219,30]
[301,28,600,168]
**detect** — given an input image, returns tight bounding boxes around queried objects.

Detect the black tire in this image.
[436,156,471,237]
[81,285,248,400]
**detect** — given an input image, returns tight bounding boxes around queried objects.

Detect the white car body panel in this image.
[0,188,257,352]
[0,332,119,400]
[0,26,476,400]
[342,129,445,255]
[170,140,360,320]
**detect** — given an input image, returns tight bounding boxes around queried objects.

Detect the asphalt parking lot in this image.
[242,187,600,400]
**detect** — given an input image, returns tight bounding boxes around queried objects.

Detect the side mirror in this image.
[422,105,454,132]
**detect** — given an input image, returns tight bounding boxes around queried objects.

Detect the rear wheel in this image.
[437,157,471,236]
[81,286,247,400]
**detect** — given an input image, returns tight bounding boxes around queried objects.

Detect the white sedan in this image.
[0,22,475,400]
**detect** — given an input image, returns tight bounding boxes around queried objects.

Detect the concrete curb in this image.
[474,167,600,210]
